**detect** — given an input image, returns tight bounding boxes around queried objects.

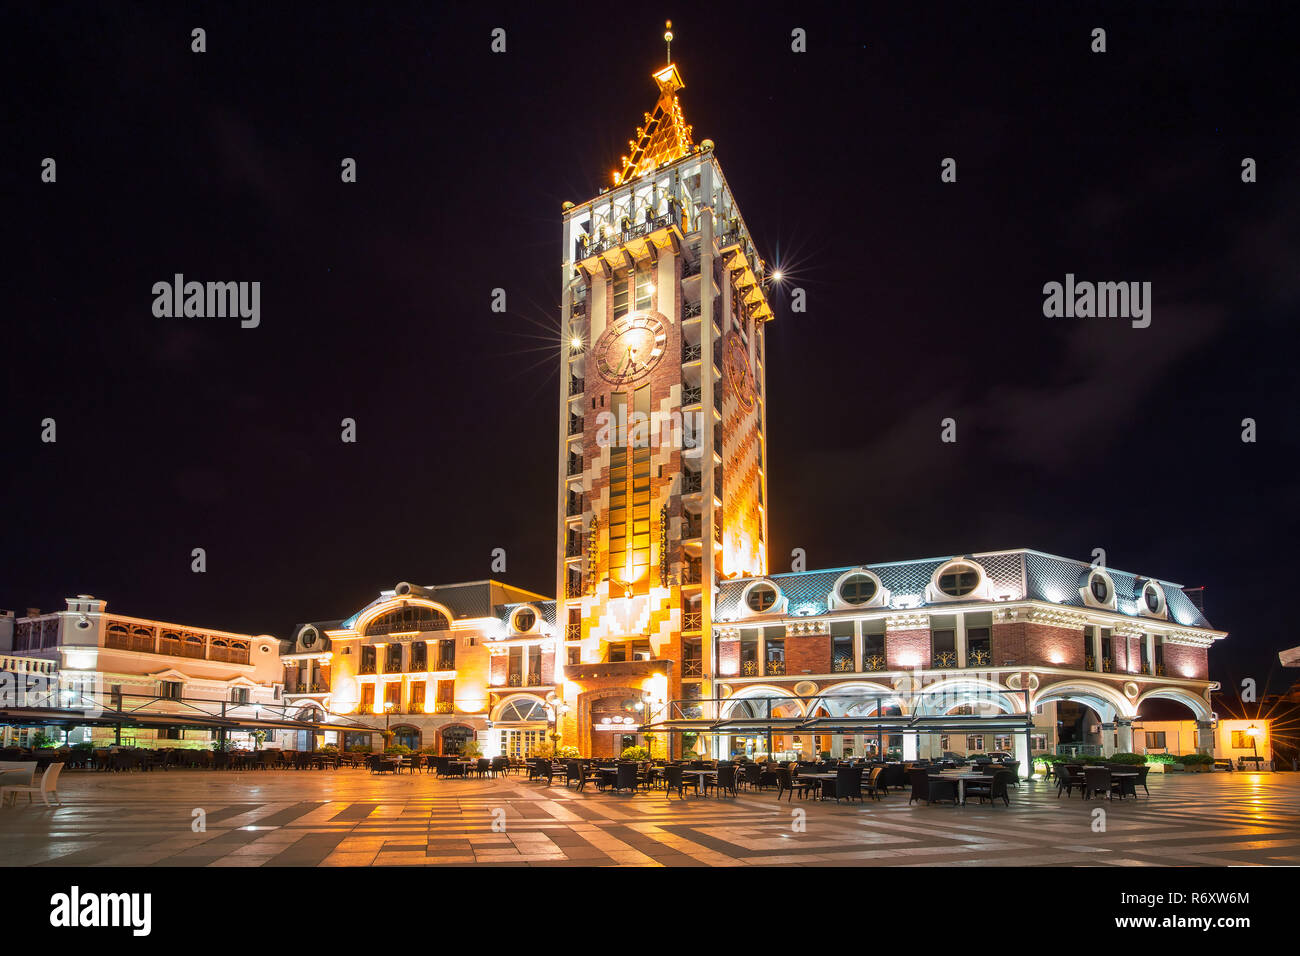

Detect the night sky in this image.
[4,4,1298,698]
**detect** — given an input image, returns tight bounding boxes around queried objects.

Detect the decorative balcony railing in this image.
[682,563,702,585]
[682,384,701,406]
[433,701,453,714]
[682,258,702,278]
[967,649,991,667]
[933,651,957,668]
[683,659,702,677]
[683,471,702,494]
[683,611,702,631]
[508,673,522,687]
[569,377,583,397]
[765,660,785,676]
[566,578,584,598]
[1102,658,1116,673]
[583,213,675,258]
[568,415,583,436]
[741,660,759,677]
[1085,655,1096,671]
[526,672,541,686]
[863,654,886,672]
[833,656,854,673]
[567,456,583,477]
[567,494,583,516]
[682,342,701,363]
[683,301,701,319]
[566,623,581,640]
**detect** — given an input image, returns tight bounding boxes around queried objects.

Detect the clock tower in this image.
[554,30,774,758]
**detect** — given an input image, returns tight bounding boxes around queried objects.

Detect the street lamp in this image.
[1246,723,1261,769]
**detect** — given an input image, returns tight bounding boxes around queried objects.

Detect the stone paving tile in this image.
[2,768,1297,867]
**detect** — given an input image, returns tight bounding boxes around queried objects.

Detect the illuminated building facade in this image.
[553,53,773,758]
[284,580,561,758]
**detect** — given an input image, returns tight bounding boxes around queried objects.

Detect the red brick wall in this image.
[786,634,830,675]
[489,653,507,687]
[887,628,930,669]
[1112,634,1129,672]
[992,622,1085,668]
[1162,643,1208,680]
[718,638,740,677]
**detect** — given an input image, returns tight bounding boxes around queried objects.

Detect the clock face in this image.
[724,336,755,410]
[594,312,667,385]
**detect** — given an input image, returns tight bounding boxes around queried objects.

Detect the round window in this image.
[1090,575,1109,602]
[1144,586,1161,613]
[746,584,778,612]
[839,573,878,606]
[937,565,980,597]
[513,608,536,632]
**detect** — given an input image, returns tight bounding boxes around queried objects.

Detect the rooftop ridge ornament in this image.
[614,22,694,186]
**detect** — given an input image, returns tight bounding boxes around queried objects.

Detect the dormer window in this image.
[839,574,877,606]
[938,564,980,597]
[746,583,779,613]
[1141,582,1166,616]
[512,607,537,633]
[1090,575,1109,602]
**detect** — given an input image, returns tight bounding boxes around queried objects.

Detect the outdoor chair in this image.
[1000,761,1020,786]
[476,758,491,778]
[564,760,582,787]
[967,769,1013,807]
[491,756,510,777]
[909,769,957,805]
[1135,765,1150,796]
[1110,771,1137,800]
[612,763,640,793]
[706,764,739,798]
[863,766,886,800]
[576,763,604,792]
[775,766,815,801]
[824,766,864,803]
[881,763,907,792]
[663,764,690,799]
[2,762,64,807]
[1056,764,1085,797]
[1082,767,1112,800]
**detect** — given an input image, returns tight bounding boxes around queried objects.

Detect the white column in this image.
[1014,733,1032,779]
[902,733,918,760]
[1116,718,1133,754]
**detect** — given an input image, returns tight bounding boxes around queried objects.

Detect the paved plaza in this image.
[2,769,1297,867]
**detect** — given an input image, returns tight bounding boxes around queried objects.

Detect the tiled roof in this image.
[715,549,1214,630]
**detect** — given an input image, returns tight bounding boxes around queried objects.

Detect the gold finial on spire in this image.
[614,25,694,184]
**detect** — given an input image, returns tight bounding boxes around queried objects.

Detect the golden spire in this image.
[615,21,694,185]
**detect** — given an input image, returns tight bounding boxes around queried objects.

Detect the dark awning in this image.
[0,707,379,734]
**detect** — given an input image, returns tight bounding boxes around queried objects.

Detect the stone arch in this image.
[1135,685,1212,721]
[720,684,806,719]
[1032,678,1135,721]
[913,676,1026,715]
[811,680,908,718]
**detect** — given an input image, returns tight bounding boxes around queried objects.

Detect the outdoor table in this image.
[796,772,838,800]
[935,770,994,805]
[681,769,716,794]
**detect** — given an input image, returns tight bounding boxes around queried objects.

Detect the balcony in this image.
[682,384,701,406]
[566,577,584,598]
[765,660,785,676]
[568,415,583,436]
[682,342,702,363]
[433,701,453,714]
[683,471,702,494]
[683,516,702,539]
[683,611,702,631]
[569,377,584,397]
[933,651,957,668]
[967,649,991,667]
[862,654,886,672]
[565,623,581,640]
[682,562,702,585]
[683,301,701,319]
[567,455,583,477]
[565,537,582,558]
[682,257,702,278]
[741,660,759,677]
[567,493,583,517]
[683,659,702,677]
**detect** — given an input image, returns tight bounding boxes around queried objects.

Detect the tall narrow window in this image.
[612,270,631,319]
[863,620,886,671]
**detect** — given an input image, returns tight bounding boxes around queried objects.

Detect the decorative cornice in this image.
[885,612,928,631]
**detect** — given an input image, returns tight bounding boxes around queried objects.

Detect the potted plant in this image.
[556,745,581,759]
[459,739,483,759]
[619,745,651,761]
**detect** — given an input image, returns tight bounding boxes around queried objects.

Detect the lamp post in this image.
[549,702,569,754]
[1246,723,1260,769]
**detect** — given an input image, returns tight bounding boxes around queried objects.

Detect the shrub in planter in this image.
[1108,752,1147,765]
[556,745,581,759]
[620,745,651,761]
[385,744,412,756]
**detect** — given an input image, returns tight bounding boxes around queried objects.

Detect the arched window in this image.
[512,608,537,632]
[439,725,475,756]
[498,698,548,722]
[364,604,450,637]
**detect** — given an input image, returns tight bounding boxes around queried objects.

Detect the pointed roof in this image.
[616,62,694,185]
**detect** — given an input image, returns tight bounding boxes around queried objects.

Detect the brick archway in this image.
[576,685,648,757]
